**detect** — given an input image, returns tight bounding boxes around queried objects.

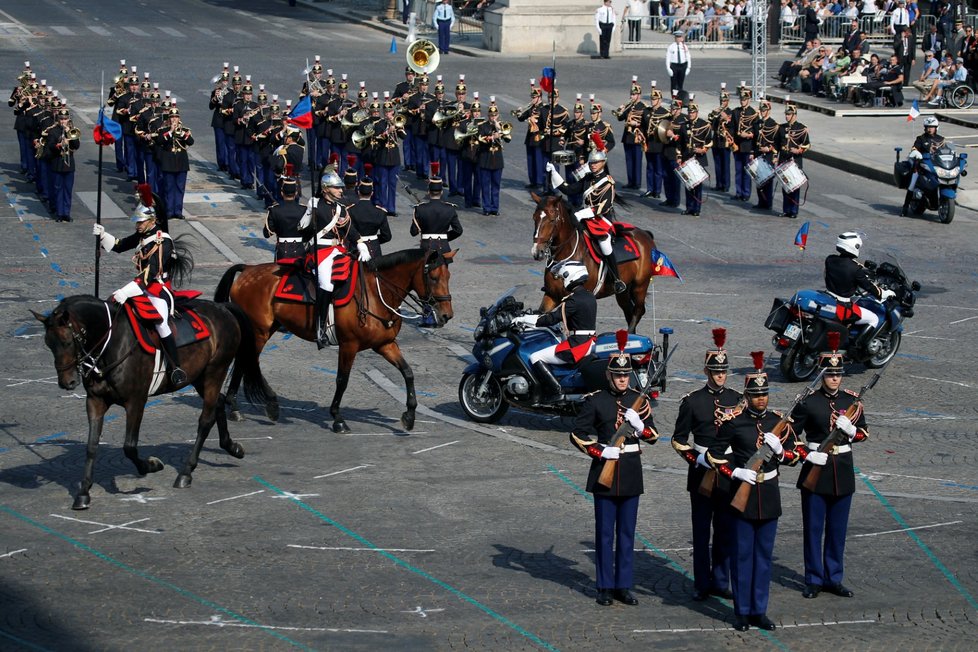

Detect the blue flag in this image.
[93,107,122,144]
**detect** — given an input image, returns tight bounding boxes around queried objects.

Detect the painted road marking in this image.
[634,619,877,633]
[158,26,186,37]
[0,549,27,559]
[121,26,151,36]
[289,545,435,553]
[88,25,110,36]
[314,464,372,479]
[401,606,445,618]
[206,490,265,506]
[852,520,964,538]
[50,26,76,35]
[75,191,127,219]
[411,441,459,455]
[144,615,388,634]
[49,513,161,535]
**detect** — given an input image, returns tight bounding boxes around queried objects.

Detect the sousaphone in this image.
[406,39,439,75]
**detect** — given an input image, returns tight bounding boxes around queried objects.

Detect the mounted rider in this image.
[901,115,946,216]
[92,199,191,384]
[546,132,627,294]
[824,232,894,350]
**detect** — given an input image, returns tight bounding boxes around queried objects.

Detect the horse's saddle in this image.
[273,256,359,307]
[124,292,211,355]
[582,223,640,265]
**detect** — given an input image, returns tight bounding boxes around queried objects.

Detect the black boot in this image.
[532,361,563,403]
[604,254,627,294]
[901,190,912,217]
[159,334,187,385]
[316,288,333,350]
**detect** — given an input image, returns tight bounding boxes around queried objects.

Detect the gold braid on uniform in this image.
[689,120,714,151]
[758,121,779,149]
[132,238,164,285]
[706,405,742,467]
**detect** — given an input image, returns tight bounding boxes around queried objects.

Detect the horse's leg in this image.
[375,340,417,431]
[121,400,163,476]
[255,328,279,422]
[329,342,358,433]
[175,376,243,488]
[74,396,108,510]
[225,363,244,422]
[626,278,649,333]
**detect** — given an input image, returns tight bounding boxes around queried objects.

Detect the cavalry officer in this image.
[659,96,685,209]
[373,98,406,217]
[709,352,801,632]
[407,74,433,181]
[45,108,80,223]
[300,166,361,349]
[775,101,810,218]
[157,106,193,222]
[568,349,658,606]
[615,78,647,190]
[92,204,188,385]
[348,174,392,259]
[512,261,597,402]
[263,169,306,263]
[514,80,544,189]
[548,135,627,294]
[731,89,758,202]
[790,345,867,601]
[410,162,463,254]
[477,99,509,216]
[679,101,713,217]
[752,99,779,212]
[640,82,669,199]
[457,98,482,209]
[671,329,741,602]
[208,63,230,172]
[709,86,732,192]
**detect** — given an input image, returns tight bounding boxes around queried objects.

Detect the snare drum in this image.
[675,158,708,190]
[775,160,808,193]
[551,150,577,166]
[746,156,776,186]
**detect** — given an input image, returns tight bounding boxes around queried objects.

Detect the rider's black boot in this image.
[159,334,187,385]
[604,254,627,294]
[901,190,912,217]
[316,288,333,350]
[532,361,564,403]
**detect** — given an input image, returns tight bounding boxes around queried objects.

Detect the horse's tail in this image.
[214,263,246,303]
[170,234,196,287]
[225,302,267,406]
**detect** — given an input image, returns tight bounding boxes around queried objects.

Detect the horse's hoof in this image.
[146,457,164,474]
[332,420,351,433]
[229,410,244,423]
[265,400,280,422]
[400,411,416,431]
[72,494,91,510]
[173,474,192,489]
[225,442,245,459]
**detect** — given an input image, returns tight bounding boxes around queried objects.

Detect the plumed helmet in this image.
[743,351,769,396]
[550,260,588,290]
[131,204,156,223]
[835,231,862,257]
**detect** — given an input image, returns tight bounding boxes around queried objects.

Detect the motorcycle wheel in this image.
[866,330,901,368]
[910,197,927,216]
[938,196,955,224]
[458,373,509,423]
[779,344,819,382]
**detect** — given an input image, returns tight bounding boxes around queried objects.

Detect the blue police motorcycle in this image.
[458,291,672,423]
[765,257,920,381]
[894,144,967,224]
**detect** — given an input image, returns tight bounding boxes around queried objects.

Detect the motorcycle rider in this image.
[824,232,895,350]
[512,261,598,402]
[901,116,946,216]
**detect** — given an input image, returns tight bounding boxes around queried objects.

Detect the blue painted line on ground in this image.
[854,466,978,612]
[35,432,66,443]
[32,234,39,241]
[146,399,163,407]
[312,366,337,375]
[55,294,64,301]
[210,203,218,208]
[941,481,978,491]
[528,269,543,276]
[474,240,487,247]
[702,317,732,326]
[266,344,279,351]
[282,333,293,340]
[498,255,513,264]
[895,352,932,361]
[203,195,210,201]
[457,326,475,332]
[13,325,28,336]
[0,628,51,652]
[0,506,313,651]
[904,407,946,417]
[815,221,830,229]
[50,262,61,274]
[417,390,437,398]
[254,477,560,652]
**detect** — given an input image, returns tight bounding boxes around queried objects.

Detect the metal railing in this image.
[622,15,755,49]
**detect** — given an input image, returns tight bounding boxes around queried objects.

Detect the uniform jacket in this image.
[575,388,656,496]
[264,198,307,261]
[411,198,462,253]
[348,199,392,257]
[824,253,882,299]
[790,387,868,496]
[533,284,597,348]
[44,124,80,173]
[672,385,742,493]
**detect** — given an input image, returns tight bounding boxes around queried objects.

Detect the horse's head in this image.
[530,193,568,262]
[416,249,456,327]
[32,302,83,390]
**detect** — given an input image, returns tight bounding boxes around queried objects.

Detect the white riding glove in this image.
[357,242,371,262]
[299,197,319,230]
[763,432,784,456]
[112,280,142,305]
[545,161,555,173]
[835,414,857,439]
[695,451,711,469]
[880,289,896,301]
[806,451,829,466]
[511,315,537,327]
[92,224,115,252]
[574,206,595,222]
[549,165,565,189]
[624,408,644,433]
[600,446,620,460]
[731,468,757,485]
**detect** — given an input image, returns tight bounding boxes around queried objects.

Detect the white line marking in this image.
[853,520,963,538]
[950,315,978,325]
[226,27,254,38]
[289,545,435,553]
[76,191,127,219]
[634,619,877,633]
[184,436,272,442]
[206,489,265,505]
[158,26,186,37]
[860,471,957,482]
[411,441,459,454]
[401,606,445,618]
[917,303,978,311]
[0,549,27,559]
[271,492,319,500]
[144,615,388,634]
[5,376,57,387]
[50,26,76,35]
[314,464,372,479]
[903,334,957,341]
[49,513,160,535]
[907,375,974,389]
[194,27,222,38]
[88,25,111,36]
[186,220,244,264]
[121,26,151,36]
[119,494,166,504]
[581,547,693,553]
[342,431,429,436]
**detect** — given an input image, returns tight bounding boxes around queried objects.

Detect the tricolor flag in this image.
[907,99,920,122]
[794,221,811,250]
[650,248,683,282]
[287,95,313,130]
[540,67,556,94]
[92,107,122,145]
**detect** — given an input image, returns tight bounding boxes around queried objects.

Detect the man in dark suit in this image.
[894,29,917,77]
[921,23,945,59]
[842,19,866,56]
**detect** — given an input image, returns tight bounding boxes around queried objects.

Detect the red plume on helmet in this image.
[712,328,726,349]
[284,163,295,178]
[364,162,373,176]
[590,131,606,152]
[430,161,440,177]
[750,351,765,372]
[616,329,628,353]
[136,183,153,207]
[826,331,841,353]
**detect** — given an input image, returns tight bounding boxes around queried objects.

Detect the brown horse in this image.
[529,193,656,332]
[214,248,455,433]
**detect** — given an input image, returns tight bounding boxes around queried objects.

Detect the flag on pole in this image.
[287,95,313,129]
[540,67,556,94]
[793,221,811,250]
[907,99,920,122]
[650,248,683,282]
[93,107,122,145]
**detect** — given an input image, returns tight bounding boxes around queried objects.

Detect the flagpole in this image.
[546,41,556,194]
[95,70,105,297]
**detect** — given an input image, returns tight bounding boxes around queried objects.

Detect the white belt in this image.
[422,233,448,239]
[826,290,851,303]
[692,443,708,454]
[621,444,640,453]
[313,239,340,247]
[569,330,595,336]
[755,468,778,483]
[278,237,302,243]
[360,235,379,241]
[808,442,851,454]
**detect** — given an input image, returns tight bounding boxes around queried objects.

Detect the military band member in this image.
[314,69,337,171]
[30,87,54,203]
[263,168,306,263]
[563,95,589,207]
[157,106,193,222]
[731,88,758,202]
[446,76,471,195]
[300,57,324,171]
[343,156,360,205]
[709,86,733,192]
[393,66,416,173]
[234,84,259,190]
[407,74,434,180]
[457,97,483,209]
[568,350,658,606]
[615,77,647,190]
[348,175,392,259]
[131,79,154,185]
[427,78,450,191]
[107,59,129,172]
[373,96,406,216]
[135,88,163,194]
[660,96,685,209]
[514,79,544,189]
[118,74,142,182]
[640,82,669,199]
[539,87,569,168]
[12,72,37,182]
[671,329,741,602]
[790,342,867,601]
[678,101,712,217]
[709,353,801,632]
[752,99,779,212]
[209,63,231,172]
[327,75,354,177]
[588,100,615,154]
[273,124,305,182]
[221,71,243,181]
[256,100,284,206]
[45,108,80,222]
[411,162,463,254]
[775,101,810,218]
[477,98,508,216]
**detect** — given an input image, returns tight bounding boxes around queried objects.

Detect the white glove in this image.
[763,432,784,456]
[880,289,896,301]
[908,149,922,161]
[92,224,105,237]
[308,197,319,210]
[624,408,644,432]
[731,468,757,485]
[574,207,595,221]
[695,451,710,469]
[600,446,620,460]
[299,205,313,230]
[806,451,828,466]
[835,414,857,438]
[112,281,142,305]
[511,315,536,327]
[549,166,565,189]
[357,241,371,262]
[92,224,115,251]
[545,162,555,173]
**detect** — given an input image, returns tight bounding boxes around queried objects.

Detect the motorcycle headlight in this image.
[936,166,959,180]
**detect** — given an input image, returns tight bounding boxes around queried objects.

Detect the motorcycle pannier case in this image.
[893,160,912,189]
[764,298,792,332]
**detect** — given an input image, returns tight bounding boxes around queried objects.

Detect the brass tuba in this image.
[406,39,440,75]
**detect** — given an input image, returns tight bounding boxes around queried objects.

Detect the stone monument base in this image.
[483,0,622,56]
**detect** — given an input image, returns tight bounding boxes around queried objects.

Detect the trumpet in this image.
[393,114,407,130]
[612,99,636,120]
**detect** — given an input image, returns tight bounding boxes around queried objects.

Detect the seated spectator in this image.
[823,47,852,97]
[911,50,941,95]
[857,53,904,106]
[799,45,830,93]
[717,6,735,41]
[922,57,969,105]
[845,52,880,102]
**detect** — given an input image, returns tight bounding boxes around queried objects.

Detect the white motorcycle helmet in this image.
[923,116,939,130]
[551,261,588,290]
[835,231,862,257]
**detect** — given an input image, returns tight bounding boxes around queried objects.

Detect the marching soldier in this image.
[130,79,153,185]
[348,175,392,259]
[313,69,336,171]
[477,98,509,216]
[135,88,163,194]
[393,66,416,174]
[45,108,80,222]
[247,89,271,204]
[539,87,569,169]
[427,78,450,191]
[752,99,779,212]
[326,75,353,177]
[156,106,193,222]
[614,77,647,190]
[731,88,758,202]
[273,124,305,181]
[343,155,360,205]
[775,101,810,218]
[640,82,669,199]
[208,62,230,172]
[671,329,741,602]
[709,85,733,193]
[445,75,470,196]
[118,73,142,182]
[679,100,713,217]
[221,69,243,181]
[263,167,306,263]
[567,349,658,606]
[373,96,406,216]
[255,100,283,206]
[12,74,38,182]
[790,341,867,601]
[406,74,434,181]
[588,99,615,154]
[457,96,483,209]
[709,352,801,632]
[234,84,259,190]
[300,57,325,171]
[411,162,463,254]
[513,79,544,189]
[107,59,129,173]
[30,87,54,203]
[563,95,589,208]
[659,96,685,209]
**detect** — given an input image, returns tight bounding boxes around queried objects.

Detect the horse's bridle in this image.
[533,199,579,267]
[54,303,127,379]
[367,253,452,325]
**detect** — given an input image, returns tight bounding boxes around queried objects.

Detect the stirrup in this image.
[170,367,187,385]
[613,279,627,294]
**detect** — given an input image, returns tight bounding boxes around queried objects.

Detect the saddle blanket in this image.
[124,292,211,356]
[582,224,640,265]
[274,256,358,307]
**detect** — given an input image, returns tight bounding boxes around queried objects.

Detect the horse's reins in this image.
[58,302,135,379]
[534,200,581,268]
[360,256,451,326]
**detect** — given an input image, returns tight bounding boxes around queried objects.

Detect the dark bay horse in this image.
[213,248,455,433]
[529,193,656,332]
[32,296,265,509]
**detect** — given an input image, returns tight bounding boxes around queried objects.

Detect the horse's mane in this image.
[367,248,429,272]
